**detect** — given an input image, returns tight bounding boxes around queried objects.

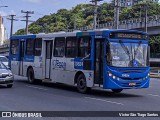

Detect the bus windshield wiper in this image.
[119,40,131,60]
[134,41,142,58]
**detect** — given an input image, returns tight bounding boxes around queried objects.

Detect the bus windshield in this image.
[107,41,149,67]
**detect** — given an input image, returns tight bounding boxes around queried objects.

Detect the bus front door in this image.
[45,41,53,79]
[94,38,104,85]
[19,40,25,76]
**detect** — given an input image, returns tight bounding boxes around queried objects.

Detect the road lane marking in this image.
[85,97,124,105]
[26,85,48,91]
[148,94,160,97]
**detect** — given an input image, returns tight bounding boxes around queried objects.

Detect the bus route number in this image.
[75,61,83,67]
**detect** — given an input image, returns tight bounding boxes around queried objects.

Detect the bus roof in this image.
[10,29,147,39]
[36,32,77,38]
[77,29,147,36]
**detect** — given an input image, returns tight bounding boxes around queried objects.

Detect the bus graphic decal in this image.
[74,58,83,69]
[52,60,66,69]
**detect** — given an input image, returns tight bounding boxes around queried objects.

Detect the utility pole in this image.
[144,0,152,32]
[144,3,148,33]
[139,5,142,19]
[90,0,103,30]
[74,16,76,30]
[114,0,120,29]
[21,10,34,35]
[144,5,148,32]
[7,15,17,37]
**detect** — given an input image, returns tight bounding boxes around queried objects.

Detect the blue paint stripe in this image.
[10,35,36,39]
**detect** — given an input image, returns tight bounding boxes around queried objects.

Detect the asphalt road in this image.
[1,75,160,120]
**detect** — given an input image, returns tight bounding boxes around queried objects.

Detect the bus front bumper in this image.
[103,77,150,89]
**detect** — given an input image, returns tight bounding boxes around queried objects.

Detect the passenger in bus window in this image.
[12,46,18,54]
[60,48,64,56]
[82,48,91,60]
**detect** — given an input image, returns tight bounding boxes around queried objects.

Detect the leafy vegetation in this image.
[15,2,160,35]
[150,36,160,58]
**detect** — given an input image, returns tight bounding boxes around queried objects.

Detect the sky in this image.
[0,0,111,37]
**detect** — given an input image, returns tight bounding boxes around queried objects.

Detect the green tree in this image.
[150,36,160,57]
[14,2,160,35]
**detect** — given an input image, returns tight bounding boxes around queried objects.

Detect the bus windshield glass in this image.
[107,41,149,67]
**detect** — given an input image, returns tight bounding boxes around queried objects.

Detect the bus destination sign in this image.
[117,33,142,39]
[109,32,148,40]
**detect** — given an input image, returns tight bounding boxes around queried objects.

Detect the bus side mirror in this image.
[148,46,150,66]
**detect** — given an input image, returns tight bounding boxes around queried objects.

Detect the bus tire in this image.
[27,68,35,84]
[77,74,89,94]
[111,89,123,93]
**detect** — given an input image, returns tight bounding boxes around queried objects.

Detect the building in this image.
[0,16,7,45]
[120,0,159,7]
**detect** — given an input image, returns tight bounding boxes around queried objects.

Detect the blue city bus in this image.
[9,29,150,93]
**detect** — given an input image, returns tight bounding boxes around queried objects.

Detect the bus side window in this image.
[78,36,91,58]
[34,38,42,56]
[26,39,34,56]
[11,40,19,55]
[54,37,65,57]
[66,37,77,58]
[106,42,112,65]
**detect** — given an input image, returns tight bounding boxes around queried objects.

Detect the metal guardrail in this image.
[0,44,9,48]
[150,67,160,78]
[0,44,9,56]
[150,53,160,58]
[67,15,160,32]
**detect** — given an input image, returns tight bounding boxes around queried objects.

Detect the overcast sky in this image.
[0,0,111,37]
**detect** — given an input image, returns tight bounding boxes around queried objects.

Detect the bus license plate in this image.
[129,83,136,86]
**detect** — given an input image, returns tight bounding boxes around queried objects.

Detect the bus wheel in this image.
[27,68,35,84]
[111,89,123,93]
[77,74,89,94]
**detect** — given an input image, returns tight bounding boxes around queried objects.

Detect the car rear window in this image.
[0,62,6,69]
[0,57,8,62]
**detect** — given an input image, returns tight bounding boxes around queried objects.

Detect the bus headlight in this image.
[117,77,120,81]
[108,72,112,77]
[148,73,150,77]
[113,76,116,79]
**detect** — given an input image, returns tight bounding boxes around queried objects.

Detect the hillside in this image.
[15,2,160,35]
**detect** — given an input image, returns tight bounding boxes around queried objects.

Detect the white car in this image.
[0,62,14,88]
[0,56,9,68]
